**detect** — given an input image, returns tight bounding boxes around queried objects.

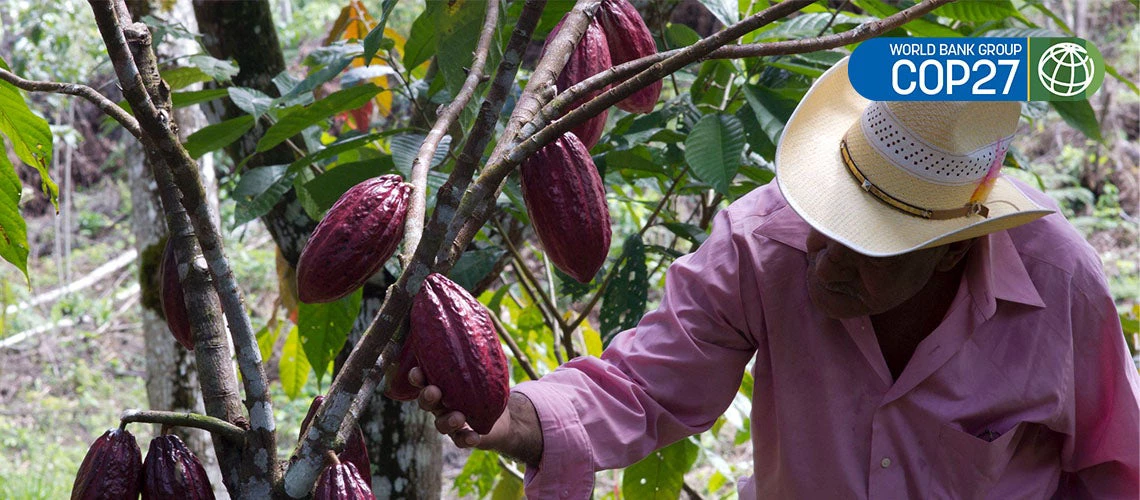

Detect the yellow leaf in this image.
[276,248,299,322]
[372,76,393,117]
[577,317,604,357]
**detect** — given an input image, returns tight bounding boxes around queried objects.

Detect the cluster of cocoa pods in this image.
[522,0,659,283]
[72,428,213,499]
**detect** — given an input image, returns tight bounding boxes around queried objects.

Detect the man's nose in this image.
[810,234,856,280]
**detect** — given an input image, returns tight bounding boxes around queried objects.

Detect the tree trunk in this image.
[126,0,225,496]
[191,1,443,494]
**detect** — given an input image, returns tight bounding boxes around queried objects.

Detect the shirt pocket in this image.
[931,421,1029,499]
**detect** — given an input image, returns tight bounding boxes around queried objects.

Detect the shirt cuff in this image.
[513,381,595,499]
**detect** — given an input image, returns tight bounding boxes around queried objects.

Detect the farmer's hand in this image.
[411,367,543,466]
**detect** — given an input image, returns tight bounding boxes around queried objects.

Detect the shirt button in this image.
[881,457,892,468]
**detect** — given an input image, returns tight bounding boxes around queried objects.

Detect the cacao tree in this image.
[0,0,1132,498]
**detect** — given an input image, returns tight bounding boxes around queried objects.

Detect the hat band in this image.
[840,139,989,220]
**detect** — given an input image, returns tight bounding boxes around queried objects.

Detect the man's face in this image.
[805,228,950,319]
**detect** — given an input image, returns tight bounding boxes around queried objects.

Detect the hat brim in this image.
[775,57,1053,257]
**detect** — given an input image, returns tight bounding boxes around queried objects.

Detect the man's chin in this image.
[808,286,868,319]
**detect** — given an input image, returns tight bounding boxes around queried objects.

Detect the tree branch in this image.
[120,409,246,442]
[89,1,277,495]
[0,69,143,140]
[430,0,548,259]
[487,308,541,382]
[401,0,500,265]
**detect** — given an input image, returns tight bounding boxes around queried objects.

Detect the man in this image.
[412,57,1140,498]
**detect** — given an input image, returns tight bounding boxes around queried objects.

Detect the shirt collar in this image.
[965,230,1047,316]
[753,204,1046,315]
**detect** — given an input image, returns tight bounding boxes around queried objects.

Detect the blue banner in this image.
[849,37,1103,101]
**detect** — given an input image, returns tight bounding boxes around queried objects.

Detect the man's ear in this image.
[936,238,975,272]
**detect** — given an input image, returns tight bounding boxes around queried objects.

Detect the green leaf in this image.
[303,157,395,213]
[760,12,873,40]
[852,0,962,37]
[257,84,382,152]
[933,0,1018,22]
[161,66,214,90]
[665,23,701,48]
[660,223,707,246]
[391,133,452,177]
[298,288,362,386]
[685,114,745,196]
[280,325,311,399]
[436,0,488,97]
[1051,100,1102,142]
[455,449,500,498]
[287,128,409,177]
[403,1,443,70]
[741,84,797,150]
[0,143,29,284]
[601,234,648,345]
[284,55,355,100]
[0,60,56,211]
[183,115,254,158]
[1105,63,1140,95]
[450,247,506,292]
[186,54,239,82]
[233,165,295,227]
[363,0,399,65]
[228,87,274,119]
[621,438,700,499]
[172,88,229,109]
[490,469,525,500]
[696,0,739,27]
[256,321,284,367]
[557,267,593,300]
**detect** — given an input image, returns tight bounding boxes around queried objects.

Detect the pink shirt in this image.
[514,181,1140,499]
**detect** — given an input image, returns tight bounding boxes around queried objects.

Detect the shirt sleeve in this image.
[1056,268,1140,499]
[513,208,761,499]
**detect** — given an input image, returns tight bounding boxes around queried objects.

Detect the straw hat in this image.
[775,57,1052,257]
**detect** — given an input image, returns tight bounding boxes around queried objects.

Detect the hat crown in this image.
[884,101,1020,155]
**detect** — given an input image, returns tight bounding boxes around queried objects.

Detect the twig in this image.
[120,409,246,443]
[432,0,549,250]
[401,0,500,265]
[492,219,570,340]
[498,456,526,482]
[0,69,143,140]
[488,309,540,382]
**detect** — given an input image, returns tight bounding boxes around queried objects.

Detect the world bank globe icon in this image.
[1037,42,1095,97]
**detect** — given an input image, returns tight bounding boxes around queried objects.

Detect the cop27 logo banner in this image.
[849,38,1104,101]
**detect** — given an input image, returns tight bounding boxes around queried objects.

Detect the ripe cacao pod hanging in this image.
[382,340,421,402]
[545,16,612,149]
[300,396,372,481]
[599,0,661,113]
[297,175,411,303]
[520,132,612,283]
[71,428,143,500]
[410,273,509,434]
[142,434,214,500]
[312,459,375,500]
[160,239,194,350]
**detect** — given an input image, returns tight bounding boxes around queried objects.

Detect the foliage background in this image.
[0,0,1136,498]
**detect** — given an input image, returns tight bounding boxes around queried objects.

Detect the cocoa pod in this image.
[300,396,372,481]
[382,341,421,402]
[599,0,661,113]
[142,435,214,500]
[159,239,194,350]
[410,273,509,434]
[297,175,411,303]
[545,17,612,149]
[312,460,375,500]
[71,428,143,500]
[520,132,612,283]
